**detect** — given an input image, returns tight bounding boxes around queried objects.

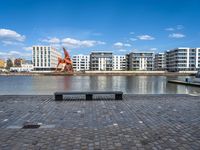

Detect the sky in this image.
[0,0,200,59]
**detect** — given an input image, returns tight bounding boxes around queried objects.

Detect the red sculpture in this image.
[56,47,73,72]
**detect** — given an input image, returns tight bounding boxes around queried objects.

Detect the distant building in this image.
[14,58,25,67]
[154,53,166,70]
[24,60,32,64]
[10,64,34,72]
[126,52,154,70]
[166,47,200,71]
[112,55,126,70]
[32,46,62,71]
[72,55,90,71]
[90,51,113,71]
[0,59,6,68]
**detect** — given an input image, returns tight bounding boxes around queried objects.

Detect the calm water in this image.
[0,75,200,95]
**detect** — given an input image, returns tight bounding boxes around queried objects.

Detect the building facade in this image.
[90,52,113,71]
[126,52,154,70]
[10,64,34,72]
[154,53,166,70]
[32,46,62,71]
[72,55,90,71]
[166,47,200,71]
[112,55,126,70]
[0,59,6,68]
[14,58,25,67]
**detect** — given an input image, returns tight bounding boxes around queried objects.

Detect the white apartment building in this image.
[72,55,90,71]
[112,55,126,70]
[166,47,200,71]
[32,46,62,71]
[90,52,113,71]
[127,52,154,70]
[154,53,166,70]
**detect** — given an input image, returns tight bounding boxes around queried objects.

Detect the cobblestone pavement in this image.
[0,94,200,150]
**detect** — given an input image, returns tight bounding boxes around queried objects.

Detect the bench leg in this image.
[86,94,93,100]
[55,94,63,101]
[115,94,122,100]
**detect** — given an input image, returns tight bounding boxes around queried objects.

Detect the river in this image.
[0,75,200,95]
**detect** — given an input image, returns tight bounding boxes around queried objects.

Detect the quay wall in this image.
[0,70,197,76]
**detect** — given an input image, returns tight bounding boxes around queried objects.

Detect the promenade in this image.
[0,94,200,150]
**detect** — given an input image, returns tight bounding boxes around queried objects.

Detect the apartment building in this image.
[112,55,126,70]
[72,55,90,71]
[32,46,62,71]
[166,47,200,71]
[154,53,166,70]
[90,52,113,71]
[126,52,154,70]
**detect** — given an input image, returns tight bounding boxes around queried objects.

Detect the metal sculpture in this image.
[56,47,73,72]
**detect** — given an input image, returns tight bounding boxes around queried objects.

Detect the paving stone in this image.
[0,94,199,149]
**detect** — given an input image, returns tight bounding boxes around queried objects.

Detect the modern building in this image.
[112,55,126,70]
[166,47,200,71]
[126,52,154,70]
[10,64,34,72]
[90,51,113,71]
[72,55,90,71]
[154,53,166,70]
[0,59,6,68]
[32,46,62,71]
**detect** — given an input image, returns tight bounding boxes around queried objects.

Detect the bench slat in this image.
[55,91,123,95]
[54,91,123,101]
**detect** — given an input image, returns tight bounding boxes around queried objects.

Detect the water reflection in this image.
[0,75,200,95]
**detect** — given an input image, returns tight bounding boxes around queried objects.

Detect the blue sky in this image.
[0,0,200,59]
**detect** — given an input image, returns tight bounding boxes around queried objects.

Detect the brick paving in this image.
[0,94,200,150]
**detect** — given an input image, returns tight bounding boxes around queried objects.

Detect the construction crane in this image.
[56,47,73,72]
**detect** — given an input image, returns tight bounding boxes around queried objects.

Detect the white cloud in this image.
[9,51,21,55]
[0,52,7,56]
[150,48,157,51]
[130,38,137,41]
[42,37,60,44]
[169,33,185,38]
[42,37,105,48]
[113,42,131,48]
[62,38,105,48]
[124,43,131,47]
[165,25,184,31]
[118,49,127,52]
[0,51,31,58]
[0,29,25,42]
[137,35,155,40]
[2,41,24,46]
[113,42,123,47]
[177,25,184,30]
[165,28,175,31]
[23,46,32,51]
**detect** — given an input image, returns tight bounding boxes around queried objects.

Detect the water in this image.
[0,75,200,95]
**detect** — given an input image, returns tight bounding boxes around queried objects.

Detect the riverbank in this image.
[0,94,199,149]
[0,70,197,76]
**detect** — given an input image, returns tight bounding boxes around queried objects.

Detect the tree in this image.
[6,59,13,69]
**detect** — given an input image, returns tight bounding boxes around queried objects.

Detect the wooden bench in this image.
[54,91,123,101]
